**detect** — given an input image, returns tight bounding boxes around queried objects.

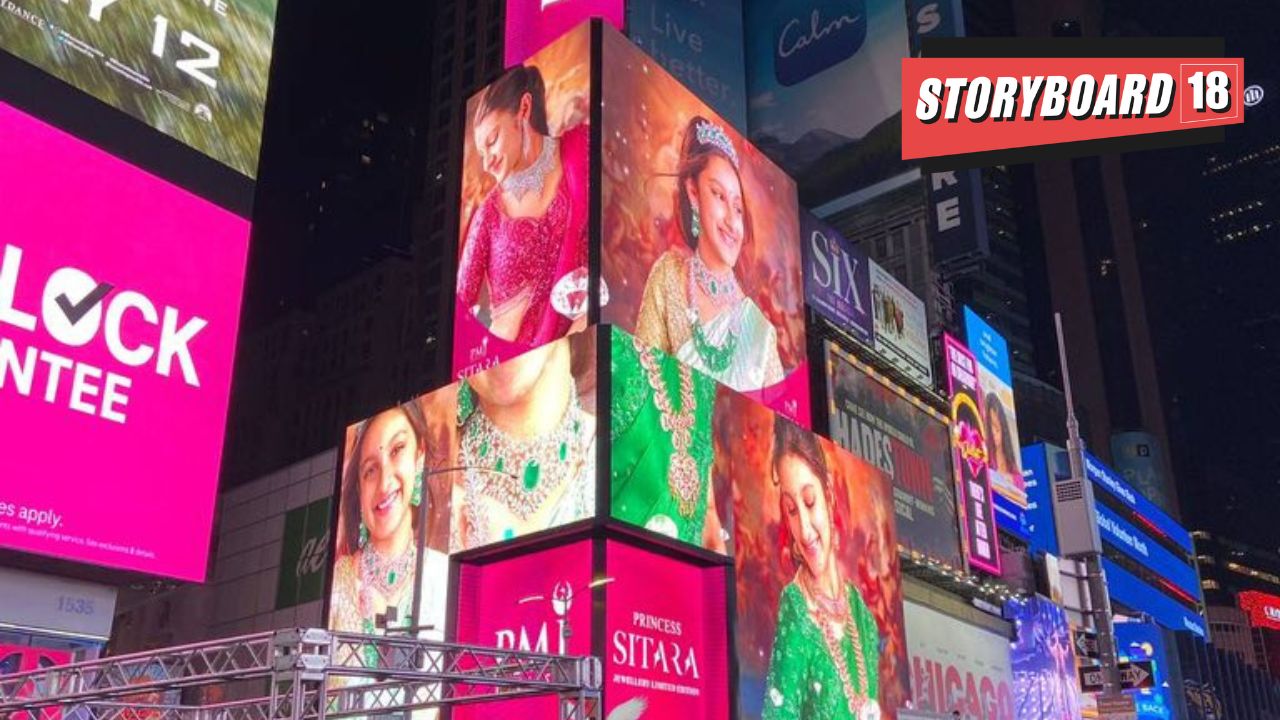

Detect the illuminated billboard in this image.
[802,212,874,345]
[903,601,1014,719]
[871,260,933,388]
[503,0,623,68]
[944,334,1000,575]
[604,540,730,719]
[727,391,909,719]
[454,24,592,378]
[1239,591,1280,632]
[1004,596,1082,720]
[0,0,276,177]
[743,0,913,207]
[825,343,962,568]
[453,539,595,719]
[1115,622,1177,720]
[600,24,810,427]
[626,0,748,131]
[0,102,249,581]
[610,328,732,555]
[328,331,598,642]
[963,308,1028,535]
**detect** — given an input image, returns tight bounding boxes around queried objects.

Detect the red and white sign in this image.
[0,103,250,581]
[904,601,1014,720]
[604,541,729,720]
[503,0,623,67]
[903,56,1245,160]
[453,540,594,719]
[1239,591,1280,632]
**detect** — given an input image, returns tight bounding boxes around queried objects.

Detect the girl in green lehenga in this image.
[763,416,882,720]
[609,329,728,553]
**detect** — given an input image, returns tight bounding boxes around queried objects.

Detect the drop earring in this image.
[690,204,702,239]
[520,119,531,162]
[359,523,369,548]
[457,379,475,426]
[412,468,424,507]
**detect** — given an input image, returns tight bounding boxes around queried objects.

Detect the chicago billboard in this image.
[903,601,1014,720]
[944,334,1000,575]
[0,102,249,581]
[455,24,592,378]
[963,308,1027,536]
[825,343,962,568]
[871,260,933,388]
[600,24,810,426]
[744,0,913,207]
[0,0,277,177]
[801,212,874,345]
[605,540,730,719]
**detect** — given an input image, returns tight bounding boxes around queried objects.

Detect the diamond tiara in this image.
[694,120,739,167]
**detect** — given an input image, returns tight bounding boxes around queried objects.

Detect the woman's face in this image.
[987,406,1004,456]
[686,155,745,271]
[473,93,531,183]
[778,454,833,578]
[468,338,561,409]
[357,409,421,547]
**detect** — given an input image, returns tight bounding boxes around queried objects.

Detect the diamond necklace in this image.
[359,542,416,604]
[689,251,741,308]
[632,336,701,518]
[501,135,558,201]
[459,378,582,520]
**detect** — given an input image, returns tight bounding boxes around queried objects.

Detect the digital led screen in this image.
[1115,621,1176,720]
[904,601,1014,720]
[871,260,934,389]
[1103,557,1206,638]
[726,388,909,719]
[503,1,623,68]
[0,0,277,177]
[825,343,962,568]
[1238,591,1280,632]
[1096,503,1199,599]
[611,328,732,555]
[1004,596,1082,720]
[454,539,595,719]
[1020,443,1064,556]
[328,331,598,644]
[744,0,913,207]
[802,212,874,345]
[454,24,592,379]
[1083,450,1192,555]
[605,541,730,720]
[0,102,249,581]
[600,24,811,427]
[626,0,748,131]
[944,334,1000,575]
[963,308,1027,534]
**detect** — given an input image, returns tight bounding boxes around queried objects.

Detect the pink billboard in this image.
[0,103,250,581]
[944,334,1002,576]
[453,539,595,719]
[604,540,730,720]
[503,2,623,68]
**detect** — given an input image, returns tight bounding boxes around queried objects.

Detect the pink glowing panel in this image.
[503,0,623,67]
[453,539,594,719]
[605,540,730,719]
[0,102,250,581]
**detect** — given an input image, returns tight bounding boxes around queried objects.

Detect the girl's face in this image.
[987,407,1004,455]
[357,410,421,547]
[686,155,745,271]
[473,93,531,183]
[778,454,833,579]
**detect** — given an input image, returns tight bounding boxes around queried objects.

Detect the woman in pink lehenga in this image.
[457,64,589,347]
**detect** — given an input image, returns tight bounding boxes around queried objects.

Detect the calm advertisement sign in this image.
[0,103,249,581]
[605,541,729,719]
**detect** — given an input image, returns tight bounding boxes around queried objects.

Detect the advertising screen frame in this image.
[963,307,1027,536]
[944,334,1001,575]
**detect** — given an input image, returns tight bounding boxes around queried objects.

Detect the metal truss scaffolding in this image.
[0,629,602,720]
